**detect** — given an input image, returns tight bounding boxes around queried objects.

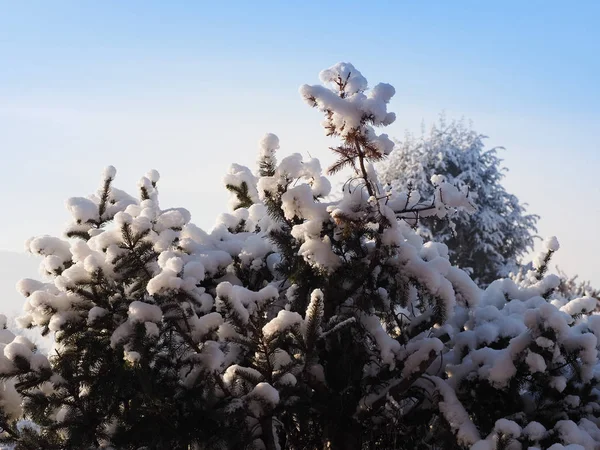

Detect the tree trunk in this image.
[260,416,278,450]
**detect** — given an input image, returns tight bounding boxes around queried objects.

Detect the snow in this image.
[102,165,117,180]
[146,267,183,295]
[128,301,162,324]
[0,380,23,421]
[123,351,141,365]
[494,418,521,438]
[4,341,33,363]
[223,163,259,210]
[249,382,279,407]
[525,350,547,373]
[155,209,187,233]
[144,322,159,338]
[258,133,279,159]
[550,376,568,393]
[487,332,530,387]
[302,289,324,340]
[297,235,340,272]
[223,365,263,388]
[360,313,401,368]
[197,341,225,372]
[87,306,108,324]
[276,373,297,387]
[319,62,367,95]
[146,169,160,183]
[113,211,133,227]
[29,353,50,371]
[300,62,395,155]
[560,296,597,316]
[432,376,480,446]
[271,349,292,371]
[26,235,71,262]
[400,338,443,377]
[471,440,493,450]
[192,312,224,340]
[564,395,580,408]
[15,278,49,298]
[545,236,561,252]
[548,445,585,450]
[65,197,99,223]
[262,310,303,340]
[555,420,598,449]
[216,282,279,324]
[523,422,547,441]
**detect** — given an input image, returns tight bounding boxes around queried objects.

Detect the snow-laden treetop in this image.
[300,62,396,157]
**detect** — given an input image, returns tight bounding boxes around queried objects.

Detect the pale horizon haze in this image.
[1,1,599,316]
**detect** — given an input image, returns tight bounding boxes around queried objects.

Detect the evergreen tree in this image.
[0,63,478,450]
[434,237,600,449]
[377,118,539,286]
[556,268,600,306]
[0,62,598,450]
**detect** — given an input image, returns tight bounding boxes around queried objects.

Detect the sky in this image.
[1,0,599,299]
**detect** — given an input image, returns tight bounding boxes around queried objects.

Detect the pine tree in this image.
[556,268,600,306]
[377,117,539,286]
[435,237,600,449]
[0,63,480,450]
[0,62,597,450]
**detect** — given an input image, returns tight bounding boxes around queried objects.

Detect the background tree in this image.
[556,268,600,306]
[377,117,539,286]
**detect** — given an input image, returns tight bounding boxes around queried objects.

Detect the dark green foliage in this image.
[226,182,254,210]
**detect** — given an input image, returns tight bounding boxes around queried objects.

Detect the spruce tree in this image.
[0,63,479,450]
[0,62,598,450]
[377,118,539,286]
[436,238,600,449]
[556,268,600,306]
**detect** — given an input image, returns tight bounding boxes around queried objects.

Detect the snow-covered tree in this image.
[377,118,539,286]
[432,237,600,449]
[0,63,479,450]
[556,268,600,306]
[0,63,598,450]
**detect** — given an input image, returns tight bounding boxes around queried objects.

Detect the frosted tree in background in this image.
[556,268,600,305]
[377,118,539,286]
[0,63,598,450]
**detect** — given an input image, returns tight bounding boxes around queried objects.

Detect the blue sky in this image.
[1,1,599,284]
